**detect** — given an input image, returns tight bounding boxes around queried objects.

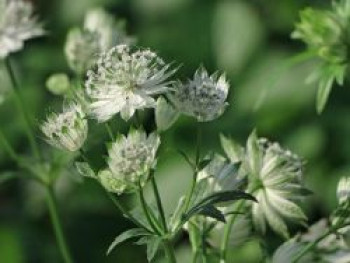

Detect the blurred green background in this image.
[0,0,348,262]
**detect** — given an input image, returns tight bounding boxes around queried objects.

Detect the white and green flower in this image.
[65,8,132,74]
[86,45,175,122]
[168,67,229,122]
[221,131,307,238]
[99,129,160,194]
[41,103,88,152]
[0,0,44,58]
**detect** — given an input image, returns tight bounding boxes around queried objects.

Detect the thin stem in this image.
[191,251,199,263]
[220,200,245,262]
[150,173,168,232]
[162,239,177,263]
[104,190,152,233]
[201,221,208,263]
[0,129,20,162]
[45,186,73,263]
[138,184,163,235]
[105,123,114,141]
[183,124,202,212]
[5,58,41,161]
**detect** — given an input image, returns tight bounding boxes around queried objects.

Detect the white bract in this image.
[169,68,229,122]
[99,129,160,194]
[41,103,88,152]
[221,131,307,238]
[65,8,132,74]
[86,45,174,122]
[337,176,350,204]
[0,0,44,58]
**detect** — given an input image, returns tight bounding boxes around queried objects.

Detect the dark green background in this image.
[0,0,348,262]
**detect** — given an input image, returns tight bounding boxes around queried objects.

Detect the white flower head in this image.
[169,67,229,122]
[65,28,101,75]
[100,129,160,194]
[65,8,133,75]
[0,0,44,58]
[222,131,307,238]
[41,103,88,152]
[337,176,350,204]
[86,45,175,122]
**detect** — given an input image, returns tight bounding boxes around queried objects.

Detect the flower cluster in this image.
[41,103,88,152]
[168,68,229,122]
[98,129,160,194]
[0,0,44,58]
[85,45,175,122]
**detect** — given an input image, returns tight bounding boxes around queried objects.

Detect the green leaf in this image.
[135,235,161,262]
[198,158,212,171]
[183,190,256,222]
[107,228,149,255]
[197,205,226,222]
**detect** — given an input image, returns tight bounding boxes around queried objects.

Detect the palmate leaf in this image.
[183,190,256,223]
[107,228,150,255]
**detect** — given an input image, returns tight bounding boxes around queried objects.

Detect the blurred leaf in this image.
[213,0,264,75]
[75,161,96,179]
[0,171,18,185]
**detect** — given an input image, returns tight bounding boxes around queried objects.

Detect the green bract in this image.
[292,1,350,113]
[99,129,160,194]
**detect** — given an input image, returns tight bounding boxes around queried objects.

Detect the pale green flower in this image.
[41,103,87,152]
[100,129,160,194]
[221,131,307,238]
[65,8,132,74]
[86,45,175,122]
[169,67,229,122]
[0,0,44,58]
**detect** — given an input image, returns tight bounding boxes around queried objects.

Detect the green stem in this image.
[105,123,114,141]
[220,200,245,262]
[5,58,41,161]
[0,129,20,162]
[183,125,202,212]
[138,184,163,235]
[45,186,73,263]
[104,190,152,233]
[150,173,168,232]
[162,239,177,263]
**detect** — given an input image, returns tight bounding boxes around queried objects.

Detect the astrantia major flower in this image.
[86,45,175,122]
[221,131,307,238]
[41,103,88,152]
[0,0,44,58]
[337,176,350,204]
[168,67,229,122]
[99,129,160,194]
[65,8,133,75]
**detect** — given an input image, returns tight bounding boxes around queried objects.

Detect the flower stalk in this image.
[45,186,74,263]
